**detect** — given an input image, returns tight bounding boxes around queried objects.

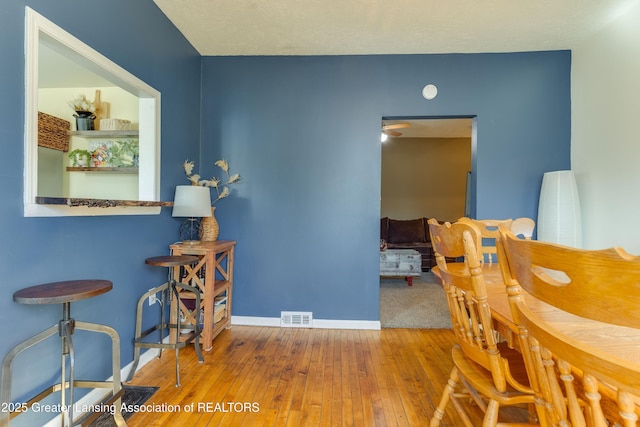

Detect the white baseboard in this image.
[231,315,381,330]
[232,315,281,327]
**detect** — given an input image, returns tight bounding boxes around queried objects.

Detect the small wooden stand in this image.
[170,240,235,351]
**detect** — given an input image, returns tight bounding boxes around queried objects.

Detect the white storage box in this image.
[380,249,421,276]
[99,118,131,130]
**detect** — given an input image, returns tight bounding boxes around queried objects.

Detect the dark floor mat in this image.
[89,385,158,426]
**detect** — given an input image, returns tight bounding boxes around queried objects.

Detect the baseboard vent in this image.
[280,311,313,328]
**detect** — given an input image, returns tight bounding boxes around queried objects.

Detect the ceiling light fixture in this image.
[422,84,438,100]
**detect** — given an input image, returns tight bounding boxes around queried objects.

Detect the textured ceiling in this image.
[153,0,636,56]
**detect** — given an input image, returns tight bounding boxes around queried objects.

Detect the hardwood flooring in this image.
[125,326,478,426]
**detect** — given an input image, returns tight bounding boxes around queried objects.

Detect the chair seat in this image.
[13,280,112,305]
[144,255,199,267]
[451,344,534,406]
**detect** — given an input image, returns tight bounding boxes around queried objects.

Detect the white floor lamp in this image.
[537,170,582,247]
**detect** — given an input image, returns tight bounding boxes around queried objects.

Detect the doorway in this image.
[379,117,474,328]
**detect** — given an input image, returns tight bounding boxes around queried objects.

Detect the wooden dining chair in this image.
[427,219,538,427]
[498,228,640,426]
[509,217,535,240]
[457,217,513,265]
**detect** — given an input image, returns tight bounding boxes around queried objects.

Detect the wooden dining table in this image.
[433,263,640,366]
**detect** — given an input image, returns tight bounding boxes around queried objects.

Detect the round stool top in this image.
[145,255,199,267]
[14,279,113,305]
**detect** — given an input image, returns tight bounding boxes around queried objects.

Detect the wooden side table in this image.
[170,240,235,351]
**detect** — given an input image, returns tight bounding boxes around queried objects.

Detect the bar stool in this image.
[126,255,204,386]
[0,279,126,426]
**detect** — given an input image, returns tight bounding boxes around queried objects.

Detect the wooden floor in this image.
[125,326,477,426]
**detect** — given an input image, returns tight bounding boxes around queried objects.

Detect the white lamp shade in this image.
[172,185,212,217]
[537,170,582,247]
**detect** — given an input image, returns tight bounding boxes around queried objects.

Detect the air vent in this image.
[280,311,313,328]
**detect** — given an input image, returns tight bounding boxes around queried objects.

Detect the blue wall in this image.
[0,0,201,418]
[0,0,571,419]
[201,52,571,320]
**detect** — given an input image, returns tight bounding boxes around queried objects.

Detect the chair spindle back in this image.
[498,228,640,426]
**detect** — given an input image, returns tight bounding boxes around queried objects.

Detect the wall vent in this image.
[280,311,313,328]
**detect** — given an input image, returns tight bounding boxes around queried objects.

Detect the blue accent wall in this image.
[0,0,571,418]
[201,52,571,320]
[0,0,201,416]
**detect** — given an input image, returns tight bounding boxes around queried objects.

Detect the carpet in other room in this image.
[380,272,452,329]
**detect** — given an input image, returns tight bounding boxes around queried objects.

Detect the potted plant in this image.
[68,149,92,167]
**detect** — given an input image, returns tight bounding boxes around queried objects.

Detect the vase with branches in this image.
[183,159,241,241]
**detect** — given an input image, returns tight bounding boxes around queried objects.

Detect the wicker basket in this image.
[199,207,219,241]
[38,111,70,152]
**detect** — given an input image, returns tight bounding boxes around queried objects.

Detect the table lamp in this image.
[172,185,212,244]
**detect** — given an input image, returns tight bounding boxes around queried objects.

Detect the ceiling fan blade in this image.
[383,123,410,131]
[384,129,402,137]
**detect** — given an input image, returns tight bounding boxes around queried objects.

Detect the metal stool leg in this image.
[1,312,126,426]
[131,256,204,387]
[59,302,76,426]
[0,326,58,426]
[76,321,126,426]
[173,281,205,363]
[169,280,205,386]
[126,283,169,383]
[128,279,202,386]
[170,280,181,386]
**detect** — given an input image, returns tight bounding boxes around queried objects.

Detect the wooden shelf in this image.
[69,130,139,138]
[213,280,231,296]
[35,196,173,207]
[212,316,229,336]
[66,167,138,174]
